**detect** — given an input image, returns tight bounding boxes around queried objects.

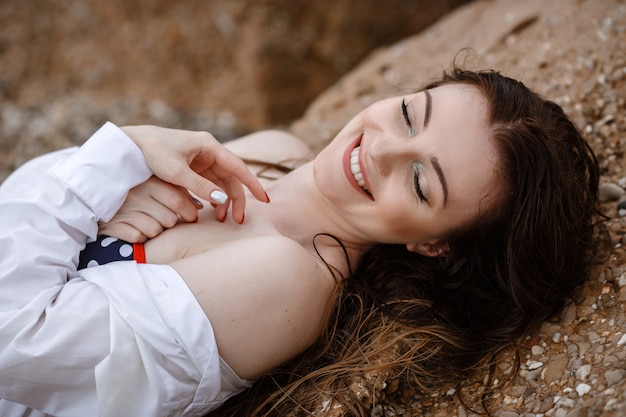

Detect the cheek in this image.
[373,199,430,240]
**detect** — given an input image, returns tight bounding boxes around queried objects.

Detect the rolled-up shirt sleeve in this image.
[0,121,151,311]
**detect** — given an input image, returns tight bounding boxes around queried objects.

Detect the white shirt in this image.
[0,123,249,417]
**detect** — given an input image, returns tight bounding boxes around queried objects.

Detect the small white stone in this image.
[556,397,575,408]
[576,364,591,380]
[605,398,619,411]
[531,345,545,355]
[576,383,591,396]
[528,361,544,370]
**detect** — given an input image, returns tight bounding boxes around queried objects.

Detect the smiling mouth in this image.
[350,146,372,196]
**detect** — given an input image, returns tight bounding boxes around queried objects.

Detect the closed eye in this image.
[401,99,416,136]
[413,164,428,203]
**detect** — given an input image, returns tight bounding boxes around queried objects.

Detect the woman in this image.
[0,67,600,417]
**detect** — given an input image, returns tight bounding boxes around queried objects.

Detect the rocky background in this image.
[2,0,626,416]
[0,0,468,180]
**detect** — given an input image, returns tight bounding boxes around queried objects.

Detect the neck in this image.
[251,162,372,274]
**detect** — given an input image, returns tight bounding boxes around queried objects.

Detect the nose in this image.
[368,133,416,176]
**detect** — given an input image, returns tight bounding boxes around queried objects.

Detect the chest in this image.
[143,207,278,264]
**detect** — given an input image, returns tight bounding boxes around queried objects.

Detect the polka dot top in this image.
[78,236,146,270]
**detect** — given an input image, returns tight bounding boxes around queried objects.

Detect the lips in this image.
[342,135,374,200]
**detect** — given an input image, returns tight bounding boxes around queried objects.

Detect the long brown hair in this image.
[210,67,601,416]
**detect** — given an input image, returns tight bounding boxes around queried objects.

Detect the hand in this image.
[121,125,269,224]
[99,176,203,243]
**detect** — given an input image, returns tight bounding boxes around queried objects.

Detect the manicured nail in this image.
[264,192,271,203]
[210,190,228,205]
[191,197,204,208]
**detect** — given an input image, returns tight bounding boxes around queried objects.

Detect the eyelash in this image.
[401,99,416,136]
[413,164,428,203]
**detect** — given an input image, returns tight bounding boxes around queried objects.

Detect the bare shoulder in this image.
[169,235,337,379]
[224,130,313,167]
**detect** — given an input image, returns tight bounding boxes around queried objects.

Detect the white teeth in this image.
[350,146,369,192]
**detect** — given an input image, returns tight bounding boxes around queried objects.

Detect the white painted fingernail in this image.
[210,190,228,204]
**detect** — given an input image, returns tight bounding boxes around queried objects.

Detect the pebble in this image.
[531,345,545,355]
[605,398,620,411]
[555,397,575,408]
[525,368,542,381]
[604,369,625,386]
[587,331,600,342]
[543,355,569,383]
[599,183,625,202]
[603,355,618,366]
[578,341,591,356]
[576,383,592,396]
[576,365,591,380]
[554,409,569,417]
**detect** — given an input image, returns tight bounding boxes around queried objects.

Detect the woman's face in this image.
[313,83,500,255]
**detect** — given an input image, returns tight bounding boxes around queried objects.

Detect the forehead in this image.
[426,84,500,213]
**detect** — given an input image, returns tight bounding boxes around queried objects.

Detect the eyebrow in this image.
[423,90,447,206]
[431,157,448,207]
[423,89,432,128]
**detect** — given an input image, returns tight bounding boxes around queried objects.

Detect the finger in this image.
[211,177,230,223]
[143,204,180,228]
[206,177,230,223]
[213,151,269,203]
[190,144,268,203]
[115,212,166,239]
[142,178,201,223]
[221,177,246,224]
[99,222,148,243]
[215,200,229,223]
[173,163,230,205]
[153,188,200,224]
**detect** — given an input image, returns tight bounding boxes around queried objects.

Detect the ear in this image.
[406,240,449,257]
